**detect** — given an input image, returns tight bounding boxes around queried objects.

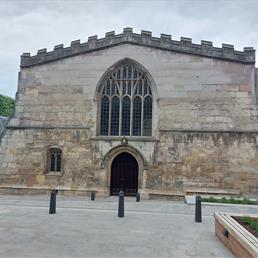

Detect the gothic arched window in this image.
[48,148,62,172]
[99,62,153,136]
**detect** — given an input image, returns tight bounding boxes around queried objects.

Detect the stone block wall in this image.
[146,131,258,196]
[0,128,101,190]
[0,40,257,197]
[1,128,258,196]
[10,44,257,132]
[254,68,258,103]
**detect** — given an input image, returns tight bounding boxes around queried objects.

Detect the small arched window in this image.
[99,62,153,136]
[48,148,62,172]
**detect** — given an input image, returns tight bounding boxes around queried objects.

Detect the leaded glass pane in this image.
[143,96,152,136]
[50,153,55,171]
[56,153,61,171]
[123,66,127,78]
[128,67,132,78]
[49,149,62,172]
[122,96,131,135]
[110,96,120,135]
[111,80,116,95]
[133,96,142,136]
[139,80,142,96]
[100,96,109,135]
[144,80,148,95]
[122,82,126,95]
[106,81,110,95]
[128,81,131,95]
[148,86,152,95]
[135,84,138,95]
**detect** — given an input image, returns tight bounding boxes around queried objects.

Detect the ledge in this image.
[20,28,255,68]
[160,129,258,133]
[6,125,90,130]
[146,189,185,201]
[185,188,239,196]
[0,185,106,197]
[45,172,63,176]
[91,136,159,142]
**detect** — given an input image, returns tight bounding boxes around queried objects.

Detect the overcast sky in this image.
[1,0,258,98]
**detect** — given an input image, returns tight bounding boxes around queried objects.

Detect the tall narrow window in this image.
[133,96,142,136]
[48,148,62,172]
[110,96,120,135]
[143,96,152,136]
[98,61,153,136]
[100,96,109,135]
[122,96,131,135]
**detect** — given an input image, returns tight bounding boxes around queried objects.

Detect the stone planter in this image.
[214,212,258,258]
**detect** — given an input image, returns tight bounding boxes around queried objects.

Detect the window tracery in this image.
[99,62,153,136]
[48,148,62,172]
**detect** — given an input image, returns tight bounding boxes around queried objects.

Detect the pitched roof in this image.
[20,28,255,68]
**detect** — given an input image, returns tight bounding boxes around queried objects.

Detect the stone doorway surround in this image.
[101,144,148,196]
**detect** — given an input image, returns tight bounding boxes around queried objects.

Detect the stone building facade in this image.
[0,28,258,198]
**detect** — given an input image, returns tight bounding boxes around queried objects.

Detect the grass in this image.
[201,196,258,205]
[240,216,258,232]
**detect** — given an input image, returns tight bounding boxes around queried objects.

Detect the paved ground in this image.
[0,195,258,257]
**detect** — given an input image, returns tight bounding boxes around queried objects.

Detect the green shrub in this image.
[201,196,258,205]
[0,94,15,117]
[241,216,258,232]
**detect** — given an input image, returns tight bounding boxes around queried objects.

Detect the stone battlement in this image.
[20,28,255,67]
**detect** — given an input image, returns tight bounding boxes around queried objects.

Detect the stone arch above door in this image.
[101,144,148,191]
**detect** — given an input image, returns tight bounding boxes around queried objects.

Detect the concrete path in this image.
[0,195,257,257]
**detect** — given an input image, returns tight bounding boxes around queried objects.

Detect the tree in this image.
[0,94,15,117]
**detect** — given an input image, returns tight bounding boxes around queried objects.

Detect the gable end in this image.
[20,28,256,68]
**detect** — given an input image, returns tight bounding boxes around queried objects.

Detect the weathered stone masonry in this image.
[0,28,257,197]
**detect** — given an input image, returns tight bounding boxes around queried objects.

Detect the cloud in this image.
[0,0,257,97]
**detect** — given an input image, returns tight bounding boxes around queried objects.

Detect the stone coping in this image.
[0,185,108,197]
[146,189,184,197]
[160,129,258,133]
[20,28,255,68]
[5,126,258,134]
[6,125,90,130]
[186,196,258,207]
[214,212,258,257]
[0,185,98,192]
[185,188,239,195]
[91,136,159,142]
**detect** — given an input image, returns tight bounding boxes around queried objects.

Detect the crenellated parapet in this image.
[20,28,256,67]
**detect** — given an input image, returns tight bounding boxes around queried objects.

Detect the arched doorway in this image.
[110,152,138,196]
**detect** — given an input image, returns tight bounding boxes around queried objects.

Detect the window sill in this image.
[45,172,63,176]
[91,136,159,142]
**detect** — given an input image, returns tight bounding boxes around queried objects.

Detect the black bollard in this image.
[49,189,58,214]
[195,195,202,223]
[91,191,95,201]
[118,191,124,218]
[136,192,140,202]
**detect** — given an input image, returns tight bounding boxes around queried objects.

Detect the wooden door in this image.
[110,152,138,196]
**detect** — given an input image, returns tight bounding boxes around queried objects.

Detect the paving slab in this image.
[0,195,257,257]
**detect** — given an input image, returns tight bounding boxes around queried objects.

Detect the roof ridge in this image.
[20,28,255,67]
